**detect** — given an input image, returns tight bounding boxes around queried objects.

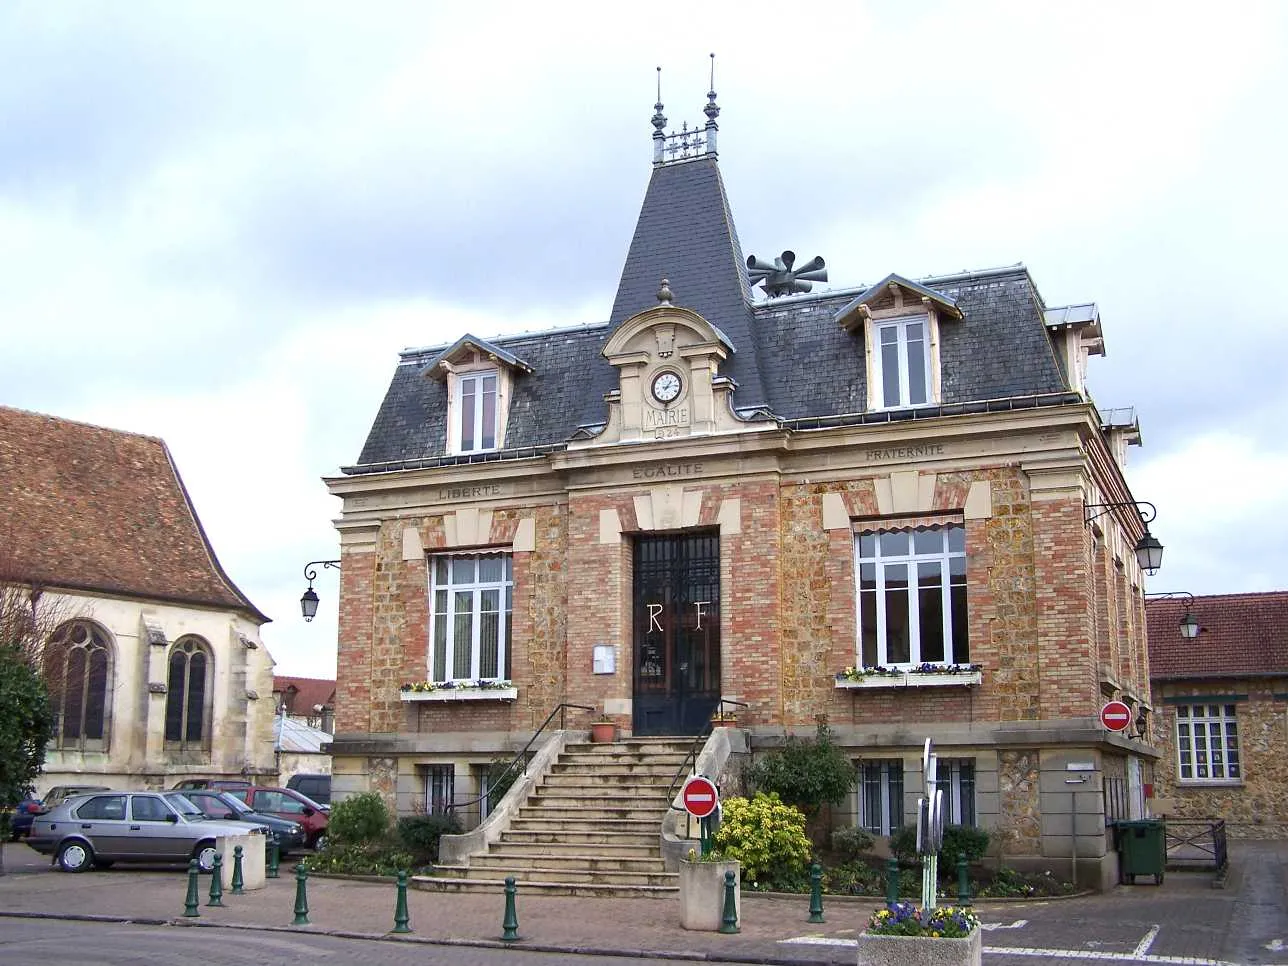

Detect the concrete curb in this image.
[0,909,840,966]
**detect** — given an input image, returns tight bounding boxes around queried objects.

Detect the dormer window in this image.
[458,370,498,453]
[422,334,533,458]
[833,273,963,413]
[875,316,931,408]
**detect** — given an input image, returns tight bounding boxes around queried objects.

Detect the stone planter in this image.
[678,858,740,931]
[856,928,982,966]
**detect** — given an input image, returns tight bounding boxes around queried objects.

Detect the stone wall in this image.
[1150,680,1288,838]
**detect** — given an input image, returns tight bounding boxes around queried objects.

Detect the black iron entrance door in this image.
[633,531,721,736]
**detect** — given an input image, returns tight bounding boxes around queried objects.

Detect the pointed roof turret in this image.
[608,70,766,410]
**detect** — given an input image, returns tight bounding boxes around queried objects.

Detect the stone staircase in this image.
[416,736,694,897]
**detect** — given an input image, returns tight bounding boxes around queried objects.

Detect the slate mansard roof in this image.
[351,149,1078,473]
[0,405,268,622]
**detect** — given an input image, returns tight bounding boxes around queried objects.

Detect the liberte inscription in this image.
[864,444,945,461]
[436,483,503,501]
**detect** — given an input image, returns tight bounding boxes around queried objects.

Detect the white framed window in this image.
[936,759,976,827]
[859,760,904,836]
[456,370,498,453]
[430,554,513,683]
[1175,703,1241,781]
[873,316,931,408]
[856,525,968,667]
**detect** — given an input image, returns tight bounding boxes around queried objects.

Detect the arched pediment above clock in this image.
[580,301,751,448]
[601,304,735,367]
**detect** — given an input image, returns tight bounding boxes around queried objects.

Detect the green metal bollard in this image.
[183,859,201,918]
[957,855,972,907]
[292,863,310,926]
[885,858,900,906]
[231,845,245,895]
[501,876,519,941]
[718,869,739,934]
[267,839,280,879]
[207,853,225,907]
[392,870,412,934]
[807,862,825,923]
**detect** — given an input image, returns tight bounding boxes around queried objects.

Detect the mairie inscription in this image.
[632,461,704,481]
[436,483,504,501]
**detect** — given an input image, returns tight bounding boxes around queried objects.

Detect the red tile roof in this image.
[1147,591,1288,680]
[0,406,267,622]
[273,675,336,713]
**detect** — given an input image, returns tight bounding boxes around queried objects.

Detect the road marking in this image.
[1133,925,1160,957]
[781,936,1283,966]
[981,919,1028,931]
[1268,939,1286,952]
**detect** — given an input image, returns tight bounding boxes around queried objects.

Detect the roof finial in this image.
[651,67,666,133]
[704,53,720,124]
[657,277,673,305]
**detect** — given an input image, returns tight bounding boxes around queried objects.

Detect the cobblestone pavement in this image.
[2,841,1284,965]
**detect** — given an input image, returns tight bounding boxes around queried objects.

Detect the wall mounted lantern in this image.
[1144,591,1201,640]
[1084,499,1164,575]
[300,559,341,621]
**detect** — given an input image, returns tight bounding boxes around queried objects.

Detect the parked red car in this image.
[227,786,329,849]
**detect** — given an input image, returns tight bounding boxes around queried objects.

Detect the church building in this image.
[326,83,1160,888]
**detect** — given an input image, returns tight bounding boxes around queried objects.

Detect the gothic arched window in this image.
[45,621,113,751]
[165,636,211,748]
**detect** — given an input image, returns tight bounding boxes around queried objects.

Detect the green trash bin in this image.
[1114,819,1165,885]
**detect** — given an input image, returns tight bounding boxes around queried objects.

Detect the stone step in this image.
[558,751,693,767]
[469,852,667,873]
[494,837,660,857]
[411,874,678,899]
[514,804,668,822]
[508,818,662,836]
[549,763,683,778]
[565,739,696,752]
[536,775,676,794]
[438,864,678,887]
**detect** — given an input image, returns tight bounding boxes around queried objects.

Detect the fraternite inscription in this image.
[863,444,945,461]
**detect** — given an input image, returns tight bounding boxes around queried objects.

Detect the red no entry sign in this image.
[1100,700,1133,732]
[682,776,719,818]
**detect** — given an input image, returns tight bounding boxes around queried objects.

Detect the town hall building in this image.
[325,85,1160,887]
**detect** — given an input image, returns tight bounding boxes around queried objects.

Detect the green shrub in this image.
[940,824,990,869]
[712,792,812,889]
[396,813,462,862]
[327,792,389,846]
[743,722,856,816]
[303,843,418,876]
[890,823,990,872]
[831,825,874,860]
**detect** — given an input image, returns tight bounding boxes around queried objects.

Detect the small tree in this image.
[326,791,390,846]
[0,644,53,874]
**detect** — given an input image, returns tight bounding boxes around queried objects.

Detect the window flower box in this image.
[835,664,982,690]
[399,680,517,703]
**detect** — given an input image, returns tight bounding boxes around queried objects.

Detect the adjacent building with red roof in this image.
[0,405,277,792]
[1147,591,1288,837]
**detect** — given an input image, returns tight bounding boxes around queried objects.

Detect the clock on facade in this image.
[651,370,682,404]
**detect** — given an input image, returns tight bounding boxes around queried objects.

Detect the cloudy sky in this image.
[3,2,1285,678]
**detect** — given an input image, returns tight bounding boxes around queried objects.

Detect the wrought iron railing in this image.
[664,698,750,810]
[1164,819,1228,872]
[443,702,595,817]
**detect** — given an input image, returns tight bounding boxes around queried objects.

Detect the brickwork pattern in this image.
[336,551,376,734]
[1031,497,1097,718]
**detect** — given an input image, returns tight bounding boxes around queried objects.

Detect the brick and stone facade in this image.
[322,99,1160,888]
[1147,592,1288,839]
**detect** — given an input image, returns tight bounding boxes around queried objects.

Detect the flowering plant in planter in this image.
[907,663,983,676]
[400,679,514,693]
[867,902,980,938]
[835,664,903,682]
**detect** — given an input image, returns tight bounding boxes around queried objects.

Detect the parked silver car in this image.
[27,791,269,873]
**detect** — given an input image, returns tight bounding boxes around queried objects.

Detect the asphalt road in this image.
[0,919,760,966]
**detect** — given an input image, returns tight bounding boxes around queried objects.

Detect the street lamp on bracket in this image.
[300,559,341,622]
[1144,591,1201,641]
[1083,499,1164,575]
